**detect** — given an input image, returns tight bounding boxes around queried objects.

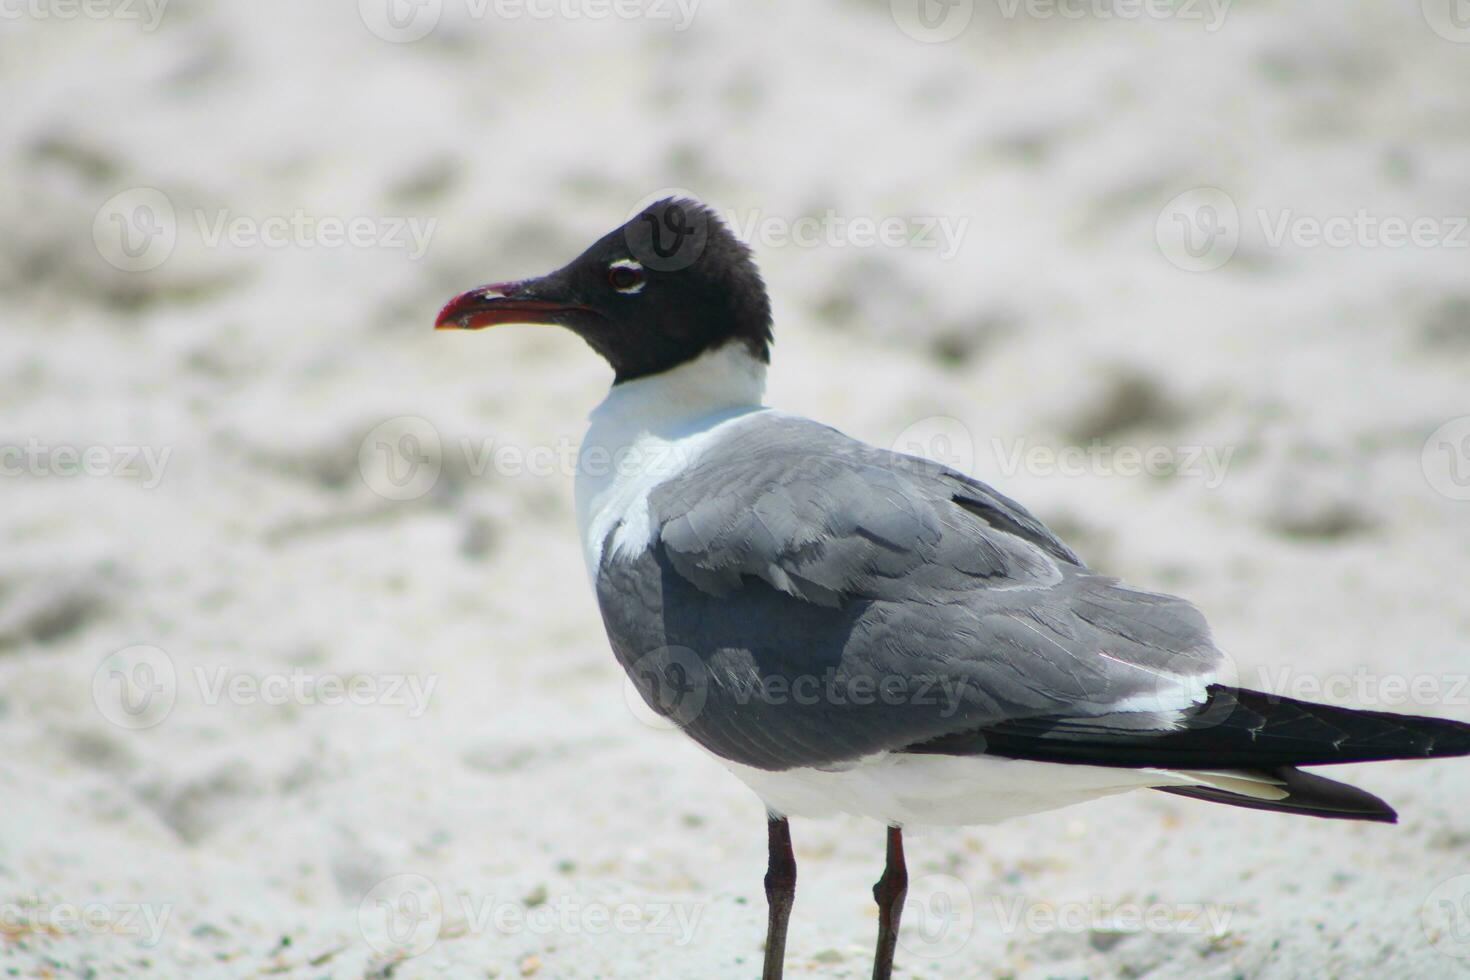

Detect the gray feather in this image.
[597,413,1222,771]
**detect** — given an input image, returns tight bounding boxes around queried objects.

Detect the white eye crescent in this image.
[608,258,645,294]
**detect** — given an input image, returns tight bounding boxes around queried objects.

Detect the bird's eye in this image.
[608,260,645,294]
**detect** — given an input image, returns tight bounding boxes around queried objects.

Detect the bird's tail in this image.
[956,685,1470,823]
[1159,766,1400,823]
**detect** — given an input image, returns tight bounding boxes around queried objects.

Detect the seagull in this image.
[436,198,1470,980]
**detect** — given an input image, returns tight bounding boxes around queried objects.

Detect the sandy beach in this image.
[3,1,1470,976]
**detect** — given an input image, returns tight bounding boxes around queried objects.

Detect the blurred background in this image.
[3,1,1470,976]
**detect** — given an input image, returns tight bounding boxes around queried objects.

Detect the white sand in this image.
[3,1,1470,976]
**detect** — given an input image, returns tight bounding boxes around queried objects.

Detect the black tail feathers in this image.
[907,684,1470,822]
[967,685,1470,770]
[1157,766,1399,823]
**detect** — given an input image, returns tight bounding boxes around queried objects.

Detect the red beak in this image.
[434,280,581,330]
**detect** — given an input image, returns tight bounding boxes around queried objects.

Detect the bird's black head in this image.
[436,198,773,384]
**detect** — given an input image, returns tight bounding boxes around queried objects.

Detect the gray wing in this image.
[596,413,1223,771]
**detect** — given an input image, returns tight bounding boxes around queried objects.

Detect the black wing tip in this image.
[1223,686,1470,764]
[943,685,1470,770]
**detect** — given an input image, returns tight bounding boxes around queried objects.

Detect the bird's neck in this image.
[575,342,769,576]
[586,341,768,441]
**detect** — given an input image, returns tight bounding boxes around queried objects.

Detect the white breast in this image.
[573,342,770,577]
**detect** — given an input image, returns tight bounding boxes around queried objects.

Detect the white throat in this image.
[592,341,767,436]
[574,342,770,574]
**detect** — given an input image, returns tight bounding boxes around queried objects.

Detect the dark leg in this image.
[762,816,796,980]
[871,825,907,980]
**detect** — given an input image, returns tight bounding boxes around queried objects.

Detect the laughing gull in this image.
[436,198,1470,980]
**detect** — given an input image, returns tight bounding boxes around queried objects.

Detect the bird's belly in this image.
[715,753,1179,828]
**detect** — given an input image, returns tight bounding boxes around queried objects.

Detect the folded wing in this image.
[595,413,1226,771]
